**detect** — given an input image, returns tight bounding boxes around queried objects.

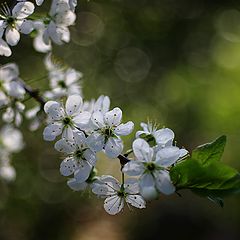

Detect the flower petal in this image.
[155,128,174,147]
[154,170,175,195]
[93,95,110,114]
[104,195,124,215]
[65,95,82,116]
[132,138,153,162]
[125,195,146,209]
[60,157,77,176]
[74,161,92,182]
[54,138,76,153]
[91,111,105,128]
[155,146,180,167]
[86,133,105,152]
[43,123,63,141]
[44,101,64,121]
[5,27,20,46]
[104,107,122,127]
[139,173,155,188]
[73,111,91,129]
[12,1,35,19]
[122,161,145,176]
[104,137,123,158]
[67,178,88,191]
[16,19,33,34]
[114,121,134,136]
[83,149,97,166]
[0,39,11,57]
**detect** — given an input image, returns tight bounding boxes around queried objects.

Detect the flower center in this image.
[6,16,15,27]
[63,117,71,125]
[58,80,66,88]
[75,149,83,159]
[146,162,156,171]
[104,127,114,137]
[117,191,125,197]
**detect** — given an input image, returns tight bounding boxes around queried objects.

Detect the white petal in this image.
[140,186,158,200]
[94,95,110,114]
[86,133,105,152]
[72,131,86,145]
[33,30,52,53]
[4,81,25,98]
[67,178,88,191]
[114,121,134,136]
[0,39,11,57]
[122,161,145,176]
[5,27,20,46]
[60,157,77,176]
[155,146,180,167]
[73,112,91,129]
[13,2,35,19]
[65,95,82,116]
[36,0,44,6]
[92,184,112,196]
[44,101,64,120]
[54,138,76,153]
[104,196,124,215]
[83,149,97,166]
[126,195,146,209]
[74,161,92,182]
[98,175,120,191]
[43,123,63,141]
[139,173,155,188]
[104,107,122,127]
[154,171,175,195]
[104,137,123,158]
[132,138,153,162]
[65,69,82,85]
[16,19,33,34]
[155,128,175,147]
[124,178,140,194]
[91,111,105,128]
[62,126,74,140]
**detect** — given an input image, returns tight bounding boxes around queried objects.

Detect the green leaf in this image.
[170,136,240,201]
[191,135,226,166]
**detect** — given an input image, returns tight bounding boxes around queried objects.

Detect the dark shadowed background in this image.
[0,0,240,239]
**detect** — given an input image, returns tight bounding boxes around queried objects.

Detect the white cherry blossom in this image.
[86,107,134,158]
[43,95,91,141]
[0,1,35,56]
[54,131,96,183]
[41,0,76,46]
[122,138,188,197]
[92,175,146,215]
[0,63,26,105]
[2,101,25,126]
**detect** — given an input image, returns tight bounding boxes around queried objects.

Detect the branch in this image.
[18,79,46,108]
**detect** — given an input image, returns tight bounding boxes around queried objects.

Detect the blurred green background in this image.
[1,0,240,239]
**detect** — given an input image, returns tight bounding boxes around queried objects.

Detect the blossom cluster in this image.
[0,0,191,216]
[0,0,77,56]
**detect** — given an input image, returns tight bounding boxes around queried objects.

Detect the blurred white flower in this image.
[0,63,26,106]
[2,101,25,127]
[86,107,134,158]
[41,0,76,46]
[92,175,146,215]
[0,125,24,152]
